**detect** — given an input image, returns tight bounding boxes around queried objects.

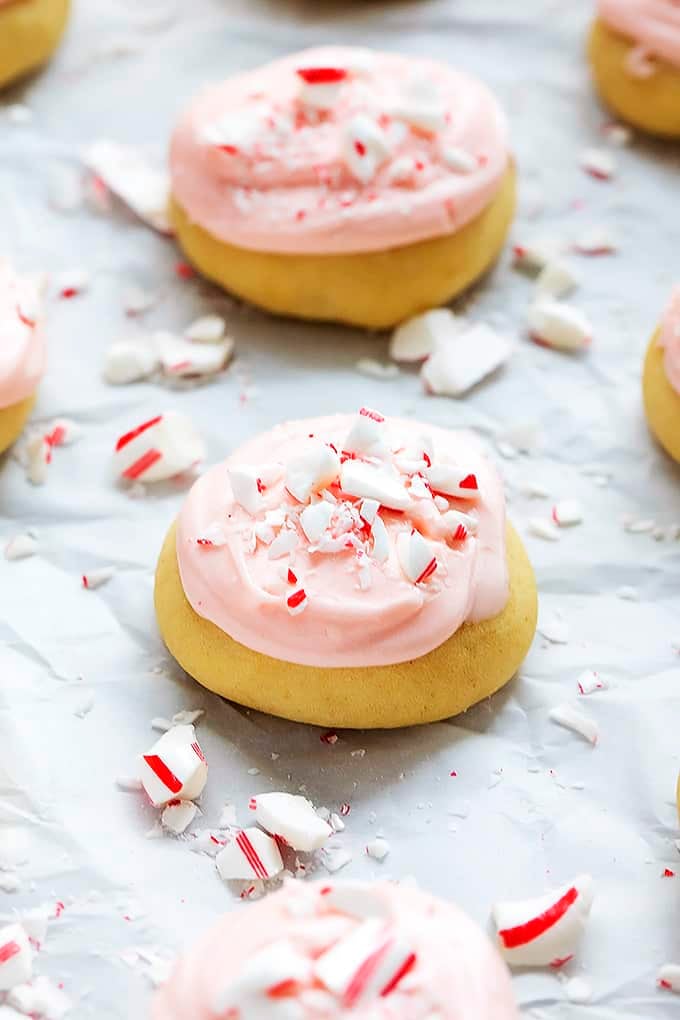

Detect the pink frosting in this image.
[598,0,680,71]
[0,259,46,411]
[175,412,509,668]
[151,880,519,1020]
[658,284,680,395]
[169,47,510,255]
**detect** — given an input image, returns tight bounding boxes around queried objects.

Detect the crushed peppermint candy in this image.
[365,838,390,861]
[421,321,512,397]
[552,500,583,527]
[140,724,208,806]
[104,336,159,384]
[658,963,680,993]
[492,874,594,967]
[576,670,608,695]
[216,828,284,882]
[549,704,599,745]
[528,300,592,351]
[252,792,332,852]
[0,924,32,991]
[580,147,616,180]
[83,140,171,233]
[82,567,116,590]
[535,261,579,300]
[114,411,205,483]
[185,315,227,343]
[161,799,198,835]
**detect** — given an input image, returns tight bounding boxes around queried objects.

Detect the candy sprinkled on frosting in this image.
[152,880,519,1020]
[176,412,509,668]
[170,46,510,255]
[658,284,680,396]
[0,258,46,411]
[598,0,680,73]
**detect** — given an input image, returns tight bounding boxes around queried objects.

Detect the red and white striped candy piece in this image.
[104,336,159,385]
[528,300,592,352]
[580,147,616,180]
[300,501,335,544]
[359,498,379,526]
[390,308,463,363]
[549,703,599,744]
[396,529,437,584]
[441,508,477,541]
[287,587,308,616]
[286,441,340,504]
[82,566,116,590]
[296,66,348,110]
[161,799,198,835]
[342,407,387,457]
[425,464,479,500]
[228,464,271,516]
[25,434,51,486]
[184,315,226,343]
[320,883,390,921]
[140,725,208,807]
[552,499,583,527]
[155,331,233,378]
[314,919,417,1006]
[421,321,512,397]
[535,261,579,300]
[268,526,299,560]
[573,226,616,256]
[340,461,409,511]
[212,940,312,1015]
[441,145,477,173]
[512,237,561,274]
[84,140,171,234]
[370,513,390,564]
[391,75,446,134]
[492,874,594,968]
[0,924,32,992]
[253,792,332,852]
[658,963,680,994]
[114,412,205,483]
[215,827,283,882]
[342,114,391,185]
[576,670,607,695]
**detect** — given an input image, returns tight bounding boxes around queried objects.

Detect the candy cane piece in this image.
[104,337,159,384]
[286,441,340,504]
[425,464,479,500]
[215,828,283,881]
[314,919,416,1005]
[549,704,599,744]
[340,461,409,511]
[140,725,208,807]
[441,146,477,173]
[155,331,233,378]
[300,501,335,544]
[297,66,348,110]
[658,963,680,993]
[161,799,198,835]
[84,141,171,234]
[253,792,332,852]
[535,261,579,300]
[370,513,390,564]
[185,315,226,343]
[4,534,38,561]
[229,465,266,516]
[213,940,312,1015]
[580,147,615,180]
[396,529,437,584]
[0,924,32,991]
[114,411,205,483]
[320,884,390,921]
[552,500,583,527]
[421,321,512,397]
[342,407,387,457]
[528,300,592,352]
[492,875,594,967]
[390,308,464,363]
[576,670,608,695]
[342,115,391,185]
[82,567,116,590]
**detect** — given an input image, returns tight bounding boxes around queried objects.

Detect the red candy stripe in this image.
[498,886,579,949]
[0,941,21,965]
[115,415,162,451]
[296,67,347,84]
[142,754,183,794]
[122,448,162,480]
[236,831,268,879]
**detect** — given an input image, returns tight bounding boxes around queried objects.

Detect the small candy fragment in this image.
[114,411,205,483]
[396,529,437,584]
[4,534,37,561]
[0,924,32,991]
[552,500,583,527]
[25,434,51,486]
[492,874,594,967]
[549,704,599,745]
[425,464,479,500]
[314,919,416,1005]
[297,66,348,110]
[527,300,592,351]
[103,337,159,384]
[512,237,561,273]
[229,465,264,516]
[535,261,579,299]
[340,461,409,511]
[573,226,616,256]
[268,527,299,560]
[370,514,390,563]
[140,725,208,806]
[580,147,616,180]
[253,792,332,852]
[355,358,399,380]
[441,146,477,172]
[366,838,390,861]
[185,315,226,343]
[658,963,680,993]
[7,975,72,1018]
[84,140,171,233]
[213,940,312,1015]
[82,567,116,590]
[321,883,390,921]
[421,322,512,397]
[342,407,387,457]
[392,75,446,133]
[215,828,284,881]
[342,114,391,184]
[161,799,198,835]
[155,331,233,377]
[287,588,308,616]
[577,670,607,695]
[286,441,340,503]
[300,501,335,544]
[390,308,464,363]
[528,518,560,542]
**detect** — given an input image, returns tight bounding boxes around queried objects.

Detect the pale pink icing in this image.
[175,412,509,668]
[0,259,45,411]
[598,0,680,71]
[658,284,680,395]
[152,880,519,1020]
[169,47,510,255]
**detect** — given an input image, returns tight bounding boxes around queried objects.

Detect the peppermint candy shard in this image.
[528,300,592,352]
[0,923,32,991]
[253,792,332,852]
[215,827,284,881]
[114,411,205,483]
[421,322,512,397]
[314,918,417,1006]
[425,464,479,500]
[140,725,208,807]
[342,407,386,456]
[212,941,312,1015]
[492,874,594,967]
[339,461,409,511]
[286,441,340,504]
[397,529,437,584]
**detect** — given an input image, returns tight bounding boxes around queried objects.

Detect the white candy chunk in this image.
[296,66,348,110]
[658,963,680,993]
[397,529,437,584]
[315,919,415,1004]
[425,464,479,500]
[422,322,512,396]
[552,499,583,527]
[577,670,607,695]
[580,147,616,180]
[528,518,560,542]
[4,534,38,561]
[340,461,409,511]
[366,837,390,861]
[114,411,205,483]
[213,941,312,1015]
[392,75,446,133]
[573,226,616,255]
[390,308,464,363]
[25,435,50,486]
[528,300,592,351]
[82,566,116,590]
[492,874,594,967]
[370,514,390,563]
[535,261,579,299]
[286,441,340,503]
[140,724,208,806]
[441,509,476,540]
[342,407,387,456]
[300,501,335,544]
[7,976,71,1019]
[549,704,599,744]
[512,237,561,273]
[216,828,284,881]
[84,140,171,233]
[104,337,159,384]
[359,498,379,526]
[343,114,391,184]
[229,465,265,516]
[355,357,399,380]
[253,792,332,852]
[268,527,299,560]
[122,282,158,315]
[161,799,198,835]
[156,331,233,377]
[441,146,477,172]
[185,315,226,343]
[0,924,32,991]
[321,884,390,920]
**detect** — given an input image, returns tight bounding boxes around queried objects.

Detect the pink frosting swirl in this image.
[598,0,680,71]
[0,259,46,411]
[151,880,519,1020]
[170,47,510,254]
[659,284,680,395]
[176,412,509,668]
